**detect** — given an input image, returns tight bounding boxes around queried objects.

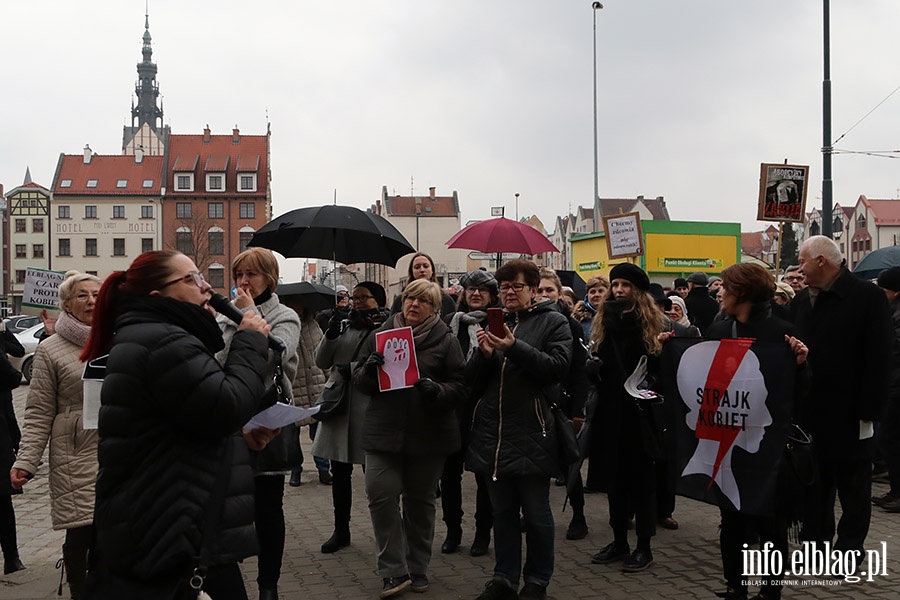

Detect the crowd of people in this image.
[2,234,897,600]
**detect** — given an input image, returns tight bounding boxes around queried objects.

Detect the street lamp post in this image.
[592,2,603,232]
[821,0,833,238]
[515,193,520,221]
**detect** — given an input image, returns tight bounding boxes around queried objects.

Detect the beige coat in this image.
[291,319,328,427]
[13,335,98,530]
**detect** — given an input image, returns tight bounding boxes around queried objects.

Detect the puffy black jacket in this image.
[465,300,572,480]
[93,303,269,582]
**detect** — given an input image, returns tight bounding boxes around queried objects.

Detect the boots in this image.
[469,528,490,557]
[3,552,26,574]
[62,543,87,600]
[441,526,462,554]
[321,528,350,553]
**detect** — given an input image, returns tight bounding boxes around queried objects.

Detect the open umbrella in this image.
[446,217,558,265]
[276,281,336,312]
[249,205,415,267]
[557,270,586,298]
[852,246,900,280]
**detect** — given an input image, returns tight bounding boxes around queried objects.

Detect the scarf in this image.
[668,295,692,327]
[55,310,92,348]
[389,312,440,347]
[449,310,487,360]
[116,295,225,354]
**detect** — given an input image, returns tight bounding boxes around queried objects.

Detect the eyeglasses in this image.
[498,282,527,293]
[74,292,99,302]
[466,286,489,294]
[783,276,803,282]
[403,295,433,305]
[161,271,206,289]
[351,294,374,302]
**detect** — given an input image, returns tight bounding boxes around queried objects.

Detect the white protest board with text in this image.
[602,212,644,259]
[22,268,66,315]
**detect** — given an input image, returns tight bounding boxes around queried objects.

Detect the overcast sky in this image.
[2,1,898,236]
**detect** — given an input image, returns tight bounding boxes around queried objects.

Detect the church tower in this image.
[122,11,170,155]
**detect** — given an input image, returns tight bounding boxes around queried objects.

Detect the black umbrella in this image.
[276,281,337,312]
[249,205,416,267]
[852,245,900,280]
[557,270,587,298]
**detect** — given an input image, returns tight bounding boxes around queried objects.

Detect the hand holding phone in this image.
[487,308,505,337]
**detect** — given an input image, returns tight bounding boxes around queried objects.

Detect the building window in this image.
[85,239,98,256]
[113,238,125,256]
[33,219,44,233]
[141,238,154,253]
[866,239,872,251]
[15,245,26,259]
[60,179,72,188]
[85,206,97,219]
[116,180,128,188]
[240,203,255,219]
[208,230,224,255]
[208,265,225,289]
[113,206,125,219]
[86,179,98,188]
[239,230,253,252]
[141,205,153,219]
[15,271,25,284]
[176,174,194,191]
[208,202,224,219]
[206,174,224,192]
[33,244,44,259]
[59,239,71,257]
[142,179,154,188]
[58,205,71,219]
[176,230,193,255]
[239,174,257,192]
[15,219,25,233]
[176,203,192,219]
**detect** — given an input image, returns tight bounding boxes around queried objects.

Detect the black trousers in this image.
[439,447,492,532]
[204,562,249,600]
[655,458,677,519]
[0,494,18,557]
[254,475,285,589]
[720,510,787,599]
[608,451,656,547]
[331,461,355,530]
[802,447,872,552]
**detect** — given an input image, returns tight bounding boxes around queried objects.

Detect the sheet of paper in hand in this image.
[375,326,420,392]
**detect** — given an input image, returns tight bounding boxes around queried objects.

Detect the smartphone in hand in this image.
[487,308,505,337]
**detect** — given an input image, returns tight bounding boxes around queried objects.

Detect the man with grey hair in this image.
[782,264,806,293]
[791,235,893,556]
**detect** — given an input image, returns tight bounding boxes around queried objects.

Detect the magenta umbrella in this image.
[446,217,558,265]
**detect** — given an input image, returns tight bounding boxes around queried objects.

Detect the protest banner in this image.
[757,163,809,223]
[375,326,420,392]
[22,267,67,315]
[601,212,643,259]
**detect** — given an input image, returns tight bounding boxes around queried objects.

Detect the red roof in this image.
[167,132,267,196]
[863,198,900,226]
[53,155,165,195]
[385,195,459,217]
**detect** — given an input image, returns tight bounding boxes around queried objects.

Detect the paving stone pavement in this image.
[2,384,898,599]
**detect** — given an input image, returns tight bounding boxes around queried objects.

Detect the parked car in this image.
[3,315,41,334]
[9,323,45,383]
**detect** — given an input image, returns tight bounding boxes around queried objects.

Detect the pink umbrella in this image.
[446,217,559,260]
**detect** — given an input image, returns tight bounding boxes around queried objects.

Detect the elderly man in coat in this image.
[792,235,893,555]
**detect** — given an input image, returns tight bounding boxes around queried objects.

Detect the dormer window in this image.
[175,173,194,192]
[238,174,257,192]
[86,179,98,188]
[116,180,128,188]
[60,179,72,188]
[142,179,154,188]
[206,174,225,192]
[857,214,867,230]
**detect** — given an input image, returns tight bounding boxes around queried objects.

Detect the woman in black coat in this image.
[82,251,275,600]
[705,263,808,600]
[0,348,23,574]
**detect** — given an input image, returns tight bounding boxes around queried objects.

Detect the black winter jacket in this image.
[93,301,269,583]
[465,300,573,480]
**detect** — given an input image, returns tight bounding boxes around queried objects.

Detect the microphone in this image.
[209,293,286,353]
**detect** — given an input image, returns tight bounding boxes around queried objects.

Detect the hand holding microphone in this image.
[209,293,285,353]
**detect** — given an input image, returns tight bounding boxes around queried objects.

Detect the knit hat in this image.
[354,281,387,307]
[877,267,900,292]
[648,283,672,310]
[460,269,499,296]
[708,275,722,286]
[687,271,709,286]
[674,277,688,289]
[335,285,349,294]
[609,263,650,291]
[774,281,796,300]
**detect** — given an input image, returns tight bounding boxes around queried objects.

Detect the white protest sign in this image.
[22,268,66,314]
[602,212,644,259]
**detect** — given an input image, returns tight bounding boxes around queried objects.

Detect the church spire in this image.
[132,7,163,130]
[23,166,32,185]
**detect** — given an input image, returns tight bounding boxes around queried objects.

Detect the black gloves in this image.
[325,313,344,340]
[364,352,384,376]
[585,356,603,380]
[414,377,440,399]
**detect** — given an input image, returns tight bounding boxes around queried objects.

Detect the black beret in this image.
[609,263,650,291]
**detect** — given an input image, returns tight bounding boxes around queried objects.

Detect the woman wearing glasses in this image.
[10,271,101,598]
[216,248,301,600]
[82,251,274,599]
[354,279,466,598]
[313,282,389,555]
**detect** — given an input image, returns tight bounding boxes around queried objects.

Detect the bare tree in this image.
[168,206,220,273]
